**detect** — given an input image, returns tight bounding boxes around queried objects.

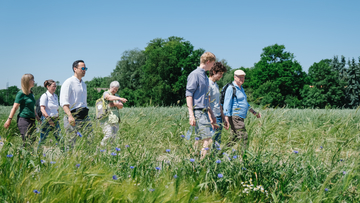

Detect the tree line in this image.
[1,36,359,109]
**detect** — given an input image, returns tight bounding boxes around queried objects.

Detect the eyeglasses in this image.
[79,67,88,71]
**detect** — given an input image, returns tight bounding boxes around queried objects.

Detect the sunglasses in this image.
[79,67,88,71]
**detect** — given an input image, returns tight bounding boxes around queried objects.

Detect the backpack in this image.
[220,82,237,105]
[35,93,47,118]
[95,94,110,120]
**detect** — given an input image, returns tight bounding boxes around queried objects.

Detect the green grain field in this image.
[0,106,359,202]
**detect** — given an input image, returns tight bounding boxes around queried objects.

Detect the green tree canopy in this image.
[301,59,346,108]
[251,44,307,107]
[141,36,204,106]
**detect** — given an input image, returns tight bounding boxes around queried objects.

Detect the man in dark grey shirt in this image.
[186,51,217,159]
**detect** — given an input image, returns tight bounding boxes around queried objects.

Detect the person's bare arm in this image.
[186,96,196,126]
[4,103,20,129]
[63,105,75,126]
[105,94,127,103]
[220,105,229,130]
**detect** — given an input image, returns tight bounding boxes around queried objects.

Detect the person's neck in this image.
[209,76,216,82]
[199,63,207,71]
[234,81,242,88]
[74,73,82,81]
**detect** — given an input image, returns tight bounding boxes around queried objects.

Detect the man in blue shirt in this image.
[223,70,261,154]
[186,52,217,159]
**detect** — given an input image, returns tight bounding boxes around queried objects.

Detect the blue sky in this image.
[0,0,359,90]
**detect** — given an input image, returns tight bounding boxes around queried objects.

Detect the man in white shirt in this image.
[60,60,91,146]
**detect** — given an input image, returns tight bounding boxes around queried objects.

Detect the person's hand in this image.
[120,98,127,103]
[256,113,261,118]
[4,119,11,129]
[210,116,218,129]
[223,120,229,130]
[48,118,55,127]
[68,115,75,126]
[115,102,124,109]
[189,116,196,126]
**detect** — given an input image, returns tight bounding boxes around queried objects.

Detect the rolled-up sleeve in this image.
[223,85,234,117]
[185,73,198,97]
[60,81,71,107]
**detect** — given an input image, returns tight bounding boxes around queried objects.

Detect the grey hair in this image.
[110,81,120,88]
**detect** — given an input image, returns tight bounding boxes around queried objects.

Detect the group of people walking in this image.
[186,52,261,158]
[4,60,127,149]
[3,54,260,156]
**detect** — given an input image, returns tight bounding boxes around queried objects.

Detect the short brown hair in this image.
[200,52,216,64]
[21,74,34,95]
[44,79,56,88]
[209,62,227,77]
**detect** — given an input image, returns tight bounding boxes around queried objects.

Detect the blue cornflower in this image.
[166,149,171,153]
[174,174,178,179]
[233,155,237,159]
[181,134,185,138]
[320,146,323,149]
[100,149,106,152]
[216,160,221,164]
[149,188,155,192]
[55,143,58,145]
[340,159,343,162]
[195,137,200,141]
[215,142,220,147]
[43,153,46,157]
[6,154,13,158]
[111,152,117,156]
[232,149,236,152]
[76,164,80,168]
[325,188,329,192]
[155,167,161,170]
[293,150,299,154]
[77,132,82,137]
[115,147,121,152]
[50,161,56,164]
[204,147,209,151]
[218,173,223,178]
[242,167,247,170]
[33,190,40,194]
[217,148,221,150]
[0,142,3,145]
[130,166,134,169]
[41,160,45,164]
[190,158,195,162]
[112,175,118,180]
[343,171,346,175]
[125,145,130,148]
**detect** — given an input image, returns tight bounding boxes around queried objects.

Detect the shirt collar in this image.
[72,75,82,83]
[232,81,242,90]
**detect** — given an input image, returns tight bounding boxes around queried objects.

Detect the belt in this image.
[194,108,208,112]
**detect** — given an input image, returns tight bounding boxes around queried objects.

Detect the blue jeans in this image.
[212,116,223,147]
[39,116,61,145]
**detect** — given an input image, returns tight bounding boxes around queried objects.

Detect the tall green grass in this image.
[0,106,359,202]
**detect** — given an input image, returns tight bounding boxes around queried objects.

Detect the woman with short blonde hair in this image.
[4,74,40,145]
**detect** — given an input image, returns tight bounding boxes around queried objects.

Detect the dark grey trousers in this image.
[227,116,248,153]
[17,117,36,143]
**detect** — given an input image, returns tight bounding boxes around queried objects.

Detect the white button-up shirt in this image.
[40,91,59,117]
[60,76,87,111]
